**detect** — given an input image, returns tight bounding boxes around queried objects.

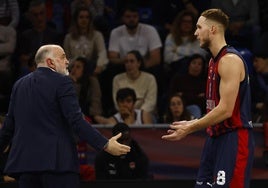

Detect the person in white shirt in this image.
[95,87,153,126]
[108,4,162,69]
[113,50,157,114]
[63,6,108,76]
[99,4,162,116]
[164,10,207,76]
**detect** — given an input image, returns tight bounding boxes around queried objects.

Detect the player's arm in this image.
[162,54,245,141]
[189,54,245,133]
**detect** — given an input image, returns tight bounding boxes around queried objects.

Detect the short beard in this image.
[200,39,210,50]
[63,69,69,76]
[55,62,69,76]
[125,23,138,30]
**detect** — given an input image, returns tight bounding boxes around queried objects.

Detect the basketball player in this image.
[162,9,254,188]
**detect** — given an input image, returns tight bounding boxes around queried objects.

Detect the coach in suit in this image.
[0,44,131,188]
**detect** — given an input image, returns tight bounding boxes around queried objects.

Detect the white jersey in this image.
[113,109,143,126]
[108,23,162,58]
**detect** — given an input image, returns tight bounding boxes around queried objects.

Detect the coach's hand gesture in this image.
[104,133,131,156]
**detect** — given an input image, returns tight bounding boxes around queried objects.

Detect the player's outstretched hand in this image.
[161,121,190,141]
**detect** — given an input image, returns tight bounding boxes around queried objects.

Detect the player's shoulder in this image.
[221,53,243,64]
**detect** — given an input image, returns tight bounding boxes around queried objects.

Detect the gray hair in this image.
[35,45,57,66]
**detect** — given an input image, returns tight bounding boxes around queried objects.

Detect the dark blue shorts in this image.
[195,129,255,188]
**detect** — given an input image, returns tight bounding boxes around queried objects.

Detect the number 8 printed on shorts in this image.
[217,170,226,185]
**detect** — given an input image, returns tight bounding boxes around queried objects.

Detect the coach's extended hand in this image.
[104,133,131,155]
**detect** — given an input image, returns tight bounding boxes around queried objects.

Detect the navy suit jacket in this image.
[0,67,107,175]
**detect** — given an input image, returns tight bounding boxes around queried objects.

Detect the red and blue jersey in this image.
[206,45,253,137]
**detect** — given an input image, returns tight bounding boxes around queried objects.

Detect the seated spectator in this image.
[70,0,110,43]
[163,10,208,77]
[113,50,158,115]
[108,3,162,70]
[158,93,194,123]
[151,0,211,42]
[15,0,61,78]
[0,0,19,28]
[69,56,103,123]
[250,35,268,122]
[71,0,105,19]
[63,5,108,76]
[68,56,103,180]
[94,122,150,180]
[168,54,207,117]
[99,3,162,116]
[95,87,153,125]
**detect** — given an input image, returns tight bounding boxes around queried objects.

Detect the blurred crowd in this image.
[0,0,268,125]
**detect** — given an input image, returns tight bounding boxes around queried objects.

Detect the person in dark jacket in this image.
[0,44,130,188]
[94,122,150,180]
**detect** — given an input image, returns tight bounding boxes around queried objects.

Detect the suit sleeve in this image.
[57,76,108,151]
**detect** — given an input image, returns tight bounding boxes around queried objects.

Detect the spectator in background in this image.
[0,0,19,28]
[100,4,162,116]
[63,5,108,76]
[159,93,194,123]
[94,122,150,180]
[108,3,162,71]
[69,56,103,124]
[0,24,16,114]
[15,0,61,78]
[211,0,260,50]
[168,54,207,117]
[71,0,105,19]
[113,50,157,116]
[250,34,268,122]
[95,87,153,125]
[115,0,153,15]
[163,10,208,77]
[69,57,102,181]
[151,0,211,41]
[70,0,109,43]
